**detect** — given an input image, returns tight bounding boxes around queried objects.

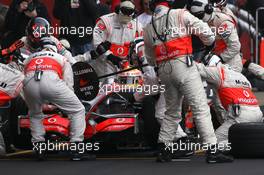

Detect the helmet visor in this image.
[120,7,135,16]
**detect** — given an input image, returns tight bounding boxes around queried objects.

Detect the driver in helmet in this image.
[19,17,76,64]
[20,17,114,89]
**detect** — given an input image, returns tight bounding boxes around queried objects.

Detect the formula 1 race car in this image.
[10,69,215,153]
[5,64,213,153]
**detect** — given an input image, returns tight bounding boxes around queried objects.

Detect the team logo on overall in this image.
[35,59,44,65]
[243,90,250,97]
[160,45,167,55]
[117,47,124,55]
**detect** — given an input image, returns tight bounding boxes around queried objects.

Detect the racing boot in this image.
[5,145,16,154]
[156,142,172,162]
[70,150,83,161]
[70,150,96,161]
[70,142,96,161]
[0,144,5,157]
[206,144,234,164]
[33,141,47,161]
[171,137,194,160]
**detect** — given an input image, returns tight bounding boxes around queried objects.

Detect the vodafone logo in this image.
[35,59,44,65]
[48,118,57,123]
[160,46,167,55]
[243,90,250,97]
[117,47,124,55]
[116,118,125,123]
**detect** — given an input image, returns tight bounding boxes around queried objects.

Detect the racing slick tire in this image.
[0,131,5,155]
[9,97,31,149]
[141,96,160,149]
[229,122,264,158]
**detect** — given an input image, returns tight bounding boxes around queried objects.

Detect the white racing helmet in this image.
[187,0,214,22]
[117,69,143,86]
[118,0,136,24]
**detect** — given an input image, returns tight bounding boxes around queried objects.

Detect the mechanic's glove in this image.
[243,59,251,69]
[90,41,111,60]
[205,42,215,51]
[201,52,214,66]
[90,50,98,60]
[199,42,215,63]
[1,40,24,56]
[97,41,111,55]
[107,54,122,67]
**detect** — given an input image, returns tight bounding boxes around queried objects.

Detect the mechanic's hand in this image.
[96,41,111,55]
[18,1,28,12]
[90,50,98,60]
[10,40,24,52]
[24,9,37,17]
[90,41,111,60]
[202,52,223,66]
[1,40,24,56]
[205,42,215,55]
[107,54,122,67]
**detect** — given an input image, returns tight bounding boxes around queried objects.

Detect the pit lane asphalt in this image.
[1,155,264,175]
